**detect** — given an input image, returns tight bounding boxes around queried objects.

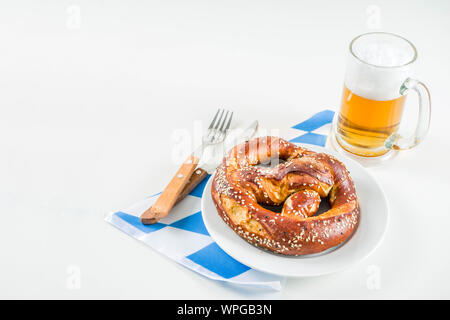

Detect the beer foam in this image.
[345,34,415,101]
[352,39,415,67]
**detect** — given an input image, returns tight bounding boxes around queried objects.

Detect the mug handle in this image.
[384,78,431,150]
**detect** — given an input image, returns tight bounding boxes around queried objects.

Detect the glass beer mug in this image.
[333,32,431,160]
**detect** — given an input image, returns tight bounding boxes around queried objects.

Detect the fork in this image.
[141,108,233,224]
[204,108,234,144]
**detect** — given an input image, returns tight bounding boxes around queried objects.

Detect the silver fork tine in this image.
[205,108,233,144]
[224,111,233,132]
[213,109,225,130]
[208,109,221,130]
[219,110,230,132]
[211,110,232,143]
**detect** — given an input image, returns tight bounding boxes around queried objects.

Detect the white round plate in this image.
[201,144,389,277]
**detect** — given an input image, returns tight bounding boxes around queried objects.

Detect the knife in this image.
[141,120,258,225]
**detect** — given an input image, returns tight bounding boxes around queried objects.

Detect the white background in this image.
[1,0,449,299]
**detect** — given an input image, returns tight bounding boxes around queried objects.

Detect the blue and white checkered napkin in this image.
[105,110,335,291]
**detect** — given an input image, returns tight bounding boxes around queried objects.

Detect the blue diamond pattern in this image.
[189,174,211,198]
[170,211,209,236]
[187,242,250,279]
[290,132,328,146]
[292,110,335,132]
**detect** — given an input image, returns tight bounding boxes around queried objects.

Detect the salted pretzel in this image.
[211,136,360,255]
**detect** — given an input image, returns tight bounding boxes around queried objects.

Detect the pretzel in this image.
[211,136,360,255]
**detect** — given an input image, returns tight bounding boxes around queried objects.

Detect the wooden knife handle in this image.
[175,167,208,205]
[140,155,199,225]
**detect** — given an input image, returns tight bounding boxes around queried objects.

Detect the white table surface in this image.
[1,0,449,299]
